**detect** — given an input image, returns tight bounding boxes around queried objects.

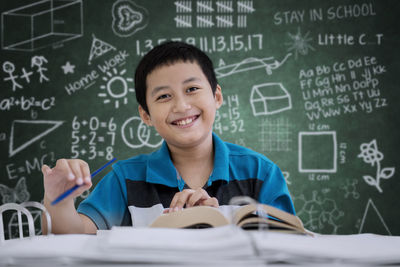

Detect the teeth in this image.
[176,117,194,126]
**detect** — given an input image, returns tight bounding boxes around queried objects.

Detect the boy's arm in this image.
[42,195,97,234]
[41,159,98,234]
[259,163,296,214]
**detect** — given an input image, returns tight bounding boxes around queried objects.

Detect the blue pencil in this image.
[51,157,117,205]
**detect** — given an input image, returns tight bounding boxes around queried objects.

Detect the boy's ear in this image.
[214,84,223,109]
[138,105,153,126]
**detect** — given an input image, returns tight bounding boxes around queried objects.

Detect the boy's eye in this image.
[186,87,199,93]
[156,94,170,100]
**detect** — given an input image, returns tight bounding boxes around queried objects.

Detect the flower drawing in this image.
[358,139,395,193]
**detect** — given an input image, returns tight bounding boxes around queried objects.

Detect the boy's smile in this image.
[171,115,199,127]
[139,61,223,150]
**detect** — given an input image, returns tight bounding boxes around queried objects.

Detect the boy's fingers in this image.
[163,208,170,214]
[169,189,194,211]
[169,194,179,210]
[171,194,188,211]
[169,190,185,208]
[75,181,92,195]
[69,160,83,185]
[80,161,91,184]
[200,197,219,208]
[41,164,52,176]
[56,159,75,181]
[187,189,209,207]
[174,198,188,210]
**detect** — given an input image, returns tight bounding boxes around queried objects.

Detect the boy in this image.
[42,41,295,234]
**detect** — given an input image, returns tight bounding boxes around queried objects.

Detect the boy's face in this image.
[139,61,223,149]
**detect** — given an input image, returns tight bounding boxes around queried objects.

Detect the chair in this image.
[20,201,52,235]
[0,203,35,243]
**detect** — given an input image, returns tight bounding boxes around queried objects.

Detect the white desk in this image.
[1,226,399,266]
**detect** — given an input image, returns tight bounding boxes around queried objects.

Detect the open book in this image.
[129,203,310,235]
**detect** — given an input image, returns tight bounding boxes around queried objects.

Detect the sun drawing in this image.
[98,67,135,108]
[285,27,315,59]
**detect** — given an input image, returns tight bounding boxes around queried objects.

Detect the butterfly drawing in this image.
[0,177,30,204]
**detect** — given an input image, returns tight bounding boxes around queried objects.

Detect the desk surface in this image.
[1,226,399,266]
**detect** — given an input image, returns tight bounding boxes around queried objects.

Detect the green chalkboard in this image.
[1,0,399,236]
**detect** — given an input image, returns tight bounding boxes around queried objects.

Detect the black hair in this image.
[134,41,218,114]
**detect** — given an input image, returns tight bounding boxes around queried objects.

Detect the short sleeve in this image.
[258,163,296,215]
[77,169,128,229]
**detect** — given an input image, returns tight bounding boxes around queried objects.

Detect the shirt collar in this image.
[146,132,230,187]
[146,141,179,187]
[209,132,230,183]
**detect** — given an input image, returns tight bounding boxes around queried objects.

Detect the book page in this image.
[217,205,242,222]
[128,203,164,227]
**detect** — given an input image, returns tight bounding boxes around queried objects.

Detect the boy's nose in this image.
[172,96,192,113]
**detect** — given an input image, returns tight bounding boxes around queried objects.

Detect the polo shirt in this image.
[77,132,295,230]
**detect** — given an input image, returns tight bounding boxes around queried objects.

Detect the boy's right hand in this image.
[42,159,92,204]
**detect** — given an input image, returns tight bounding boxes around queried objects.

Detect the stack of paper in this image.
[252,231,400,265]
[0,226,260,266]
[0,234,97,266]
[95,225,258,265]
[1,226,400,266]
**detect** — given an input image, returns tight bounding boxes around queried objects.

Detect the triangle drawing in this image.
[9,120,64,157]
[358,198,391,235]
[88,34,116,65]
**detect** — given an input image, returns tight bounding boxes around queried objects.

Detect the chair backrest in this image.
[20,201,52,235]
[0,203,35,243]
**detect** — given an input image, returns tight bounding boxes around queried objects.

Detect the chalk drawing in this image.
[31,56,49,83]
[3,57,50,90]
[175,0,254,28]
[20,67,33,83]
[282,171,291,185]
[1,0,83,52]
[341,179,360,199]
[197,1,214,13]
[295,190,344,234]
[70,116,116,160]
[214,93,244,134]
[216,1,233,13]
[237,0,255,13]
[88,35,116,65]
[175,15,192,27]
[61,61,75,74]
[9,120,64,157]
[215,54,292,78]
[285,27,315,59]
[80,189,90,199]
[215,15,233,28]
[358,139,395,193]
[359,199,391,235]
[111,0,149,37]
[237,15,247,28]
[250,82,292,116]
[197,15,214,28]
[121,116,163,149]
[175,1,192,13]
[298,131,337,173]
[2,61,22,91]
[260,118,292,152]
[234,138,246,147]
[0,177,30,204]
[98,68,135,109]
